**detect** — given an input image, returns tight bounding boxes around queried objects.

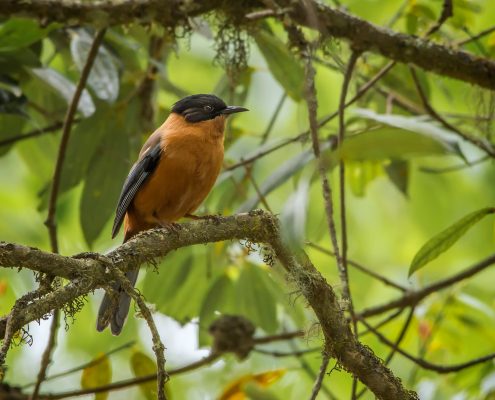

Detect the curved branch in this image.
[0,0,494,90]
[0,211,416,400]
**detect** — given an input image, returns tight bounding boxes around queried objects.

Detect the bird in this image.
[96,94,248,335]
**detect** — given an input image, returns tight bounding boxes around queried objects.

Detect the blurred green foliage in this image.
[1,0,495,399]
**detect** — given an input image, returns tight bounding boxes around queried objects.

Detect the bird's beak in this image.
[221,106,249,115]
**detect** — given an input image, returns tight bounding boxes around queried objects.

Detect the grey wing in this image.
[111,144,162,238]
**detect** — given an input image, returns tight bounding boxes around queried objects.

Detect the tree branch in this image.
[0,211,416,400]
[1,0,494,90]
[359,252,495,318]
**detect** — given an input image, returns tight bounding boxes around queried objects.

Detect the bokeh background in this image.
[1,0,495,398]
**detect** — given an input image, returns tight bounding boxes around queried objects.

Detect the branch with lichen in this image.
[0,0,494,90]
[0,211,417,400]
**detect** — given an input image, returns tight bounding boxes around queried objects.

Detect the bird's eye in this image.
[204,105,213,112]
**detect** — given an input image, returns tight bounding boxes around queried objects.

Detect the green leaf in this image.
[198,273,236,346]
[80,353,111,400]
[236,263,278,333]
[385,159,409,197]
[253,30,304,101]
[280,178,310,246]
[409,207,495,276]
[80,110,130,245]
[351,109,464,159]
[142,250,213,323]
[31,68,95,117]
[70,29,120,103]
[348,161,383,197]
[0,113,26,156]
[0,19,52,52]
[130,351,161,400]
[60,107,110,194]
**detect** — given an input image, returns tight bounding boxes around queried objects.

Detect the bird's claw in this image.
[159,222,182,234]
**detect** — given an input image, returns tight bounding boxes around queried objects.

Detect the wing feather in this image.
[111,144,162,238]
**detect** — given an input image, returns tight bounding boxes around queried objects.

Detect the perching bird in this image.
[96,94,248,335]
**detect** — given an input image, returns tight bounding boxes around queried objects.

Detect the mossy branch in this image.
[0,211,416,400]
[1,0,494,90]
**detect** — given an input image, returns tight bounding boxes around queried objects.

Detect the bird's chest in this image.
[134,137,224,223]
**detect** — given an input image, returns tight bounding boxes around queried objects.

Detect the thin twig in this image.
[243,165,273,213]
[43,331,305,399]
[336,51,360,400]
[30,310,60,400]
[409,66,495,158]
[253,347,319,358]
[288,340,337,400]
[457,25,495,46]
[357,306,415,399]
[359,252,495,318]
[419,155,490,174]
[252,330,304,344]
[0,315,15,368]
[31,28,108,400]
[303,47,343,283]
[337,51,359,316]
[225,60,396,172]
[307,242,407,292]
[43,353,220,399]
[360,318,495,373]
[309,354,330,400]
[110,267,168,400]
[358,308,405,337]
[22,341,135,388]
[44,28,107,253]
[0,120,80,148]
[261,92,287,144]
[425,0,453,36]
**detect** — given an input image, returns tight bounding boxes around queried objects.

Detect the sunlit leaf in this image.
[130,351,163,400]
[219,369,286,400]
[254,30,304,101]
[71,29,120,103]
[409,207,495,276]
[80,353,111,400]
[348,161,383,197]
[351,109,464,159]
[280,178,310,245]
[31,67,95,117]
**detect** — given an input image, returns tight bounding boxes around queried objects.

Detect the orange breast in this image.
[129,114,225,227]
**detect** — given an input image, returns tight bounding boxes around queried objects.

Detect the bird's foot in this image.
[72,252,113,267]
[158,221,182,234]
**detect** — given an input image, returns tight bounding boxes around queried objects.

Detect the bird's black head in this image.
[171,94,248,123]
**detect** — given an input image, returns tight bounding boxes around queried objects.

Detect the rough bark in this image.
[0,211,417,400]
[0,0,494,90]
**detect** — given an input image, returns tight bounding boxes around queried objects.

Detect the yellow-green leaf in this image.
[80,353,111,400]
[219,369,286,400]
[130,350,163,400]
[409,207,495,276]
